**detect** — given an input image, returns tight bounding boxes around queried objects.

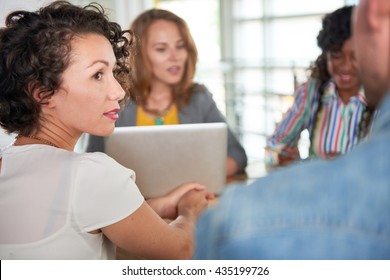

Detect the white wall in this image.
[0,0,51,26]
[114,0,154,29]
[0,0,153,28]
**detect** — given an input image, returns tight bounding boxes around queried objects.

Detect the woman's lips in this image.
[339,74,354,83]
[168,66,181,75]
[104,108,119,120]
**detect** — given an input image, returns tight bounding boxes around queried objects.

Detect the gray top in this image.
[87,85,248,173]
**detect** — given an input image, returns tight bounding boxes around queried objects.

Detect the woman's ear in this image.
[29,82,56,108]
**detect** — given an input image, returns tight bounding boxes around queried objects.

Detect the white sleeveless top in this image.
[0,144,144,259]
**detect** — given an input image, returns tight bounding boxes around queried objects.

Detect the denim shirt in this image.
[194,93,390,260]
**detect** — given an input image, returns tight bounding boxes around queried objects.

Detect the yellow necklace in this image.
[142,100,174,125]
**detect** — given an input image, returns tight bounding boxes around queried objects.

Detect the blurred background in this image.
[0,0,358,165]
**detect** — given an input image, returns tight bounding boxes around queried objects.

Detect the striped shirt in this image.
[267,79,368,159]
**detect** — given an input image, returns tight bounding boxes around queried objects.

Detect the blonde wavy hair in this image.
[129,9,198,109]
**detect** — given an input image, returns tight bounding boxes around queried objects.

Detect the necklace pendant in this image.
[155,117,164,125]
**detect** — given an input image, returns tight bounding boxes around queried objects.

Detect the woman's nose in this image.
[341,54,356,70]
[169,48,179,60]
[110,78,125,101]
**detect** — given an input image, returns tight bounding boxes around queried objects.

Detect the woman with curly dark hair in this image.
[87,9,247,177]
[0,1,212,259]
[266,5,372,167]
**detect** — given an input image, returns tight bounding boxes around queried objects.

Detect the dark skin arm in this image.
[277,146,300,166]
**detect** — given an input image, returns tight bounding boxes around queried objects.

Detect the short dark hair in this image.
[0,1,135,135]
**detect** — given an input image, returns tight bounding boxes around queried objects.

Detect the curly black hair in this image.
[308,5,372,146]
[0,1,135,135]
[309,5,354,86]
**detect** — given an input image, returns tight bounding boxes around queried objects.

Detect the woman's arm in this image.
[146,182,213,220]
[267,81,316,149]
[226,157,239,177]
[101,188,210,259]
[266,80,318,166]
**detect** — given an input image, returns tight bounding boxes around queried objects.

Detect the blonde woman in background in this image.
[87,9,247,177]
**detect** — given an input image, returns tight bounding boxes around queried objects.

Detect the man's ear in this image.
[366,0,389,31]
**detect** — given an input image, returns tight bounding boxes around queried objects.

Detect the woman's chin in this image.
[90,126,115,137]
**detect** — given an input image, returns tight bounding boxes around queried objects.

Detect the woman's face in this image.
[145,19,188,87]
[51,33,125,137]
[326,38,361,94]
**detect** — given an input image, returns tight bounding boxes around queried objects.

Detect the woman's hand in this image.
[325,152,341,159]
[105,184,214,260]
[278,146,300,166]
[177,188,212,220]
[147,182,214,220]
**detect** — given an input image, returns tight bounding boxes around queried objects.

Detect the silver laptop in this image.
[105,123,227,198]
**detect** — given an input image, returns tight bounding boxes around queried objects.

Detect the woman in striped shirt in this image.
[266,5,373,167]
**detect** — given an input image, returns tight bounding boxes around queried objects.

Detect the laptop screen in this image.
[105,123,227,198]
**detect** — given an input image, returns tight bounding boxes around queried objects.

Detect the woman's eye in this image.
[330,52,342,59]
[94,72,103,80]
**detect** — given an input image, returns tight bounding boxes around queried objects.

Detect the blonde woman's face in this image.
[145,20,188,87]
